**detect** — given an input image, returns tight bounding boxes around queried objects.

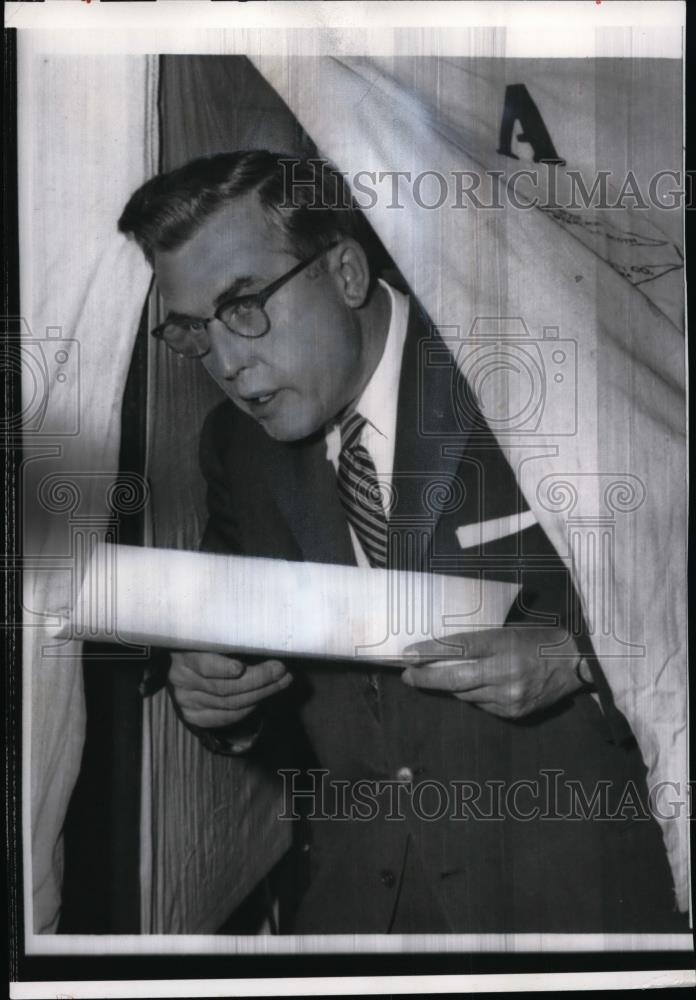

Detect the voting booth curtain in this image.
[251,53,688,912]
[20,47,687,935]
[18,45,159,933]
[138,57,314,936]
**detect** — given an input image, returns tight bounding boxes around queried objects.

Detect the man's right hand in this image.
[168,651,293,729]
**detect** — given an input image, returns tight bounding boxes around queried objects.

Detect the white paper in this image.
[60,543,520,666]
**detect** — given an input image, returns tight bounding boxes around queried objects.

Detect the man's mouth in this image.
[241,390,279,409]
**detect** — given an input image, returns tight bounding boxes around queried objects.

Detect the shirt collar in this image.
[356,278,409,440]
[325,278,410,465]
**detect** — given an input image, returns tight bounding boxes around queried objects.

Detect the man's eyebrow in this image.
[164,308,199,323]
[163,276,260,323]
[213,275,258,307]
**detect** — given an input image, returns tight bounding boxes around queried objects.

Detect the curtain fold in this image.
[251,52,688,910]
[18,39,159,934]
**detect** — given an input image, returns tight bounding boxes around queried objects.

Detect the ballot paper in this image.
[59,542,520,666]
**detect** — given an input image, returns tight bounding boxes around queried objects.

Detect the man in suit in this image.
[119,151,680,933]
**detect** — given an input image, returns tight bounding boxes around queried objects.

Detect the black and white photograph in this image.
[4,0,694,996]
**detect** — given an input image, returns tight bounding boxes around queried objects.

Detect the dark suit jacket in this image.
[197,300,677,933]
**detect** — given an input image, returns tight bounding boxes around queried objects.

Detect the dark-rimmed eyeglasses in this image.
[151,242,338,359]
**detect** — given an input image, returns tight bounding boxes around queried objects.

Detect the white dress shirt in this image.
[325,279,410,567]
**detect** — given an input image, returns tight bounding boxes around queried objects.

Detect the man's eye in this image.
[226,300,256,317]
[183,320,207,334]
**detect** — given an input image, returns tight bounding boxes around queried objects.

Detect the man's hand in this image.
[401,627,585,719]
[169,651,293,729]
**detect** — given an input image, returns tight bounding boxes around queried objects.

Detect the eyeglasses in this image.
[151,243,338,359]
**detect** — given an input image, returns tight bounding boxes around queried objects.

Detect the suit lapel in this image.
[390,303,477,571]
[261,433,356,567]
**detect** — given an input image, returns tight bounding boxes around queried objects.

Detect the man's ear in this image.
[329,240,371,308]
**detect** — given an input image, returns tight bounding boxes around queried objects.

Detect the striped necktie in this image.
[336,410,387,720]
[336,410,389,568]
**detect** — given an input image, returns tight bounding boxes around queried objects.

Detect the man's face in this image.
[153,193,371,441]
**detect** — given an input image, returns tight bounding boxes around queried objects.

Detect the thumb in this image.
[404,629,500,662]
[225,657,247,679]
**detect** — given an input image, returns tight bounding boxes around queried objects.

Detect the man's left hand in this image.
[401,627,585,719]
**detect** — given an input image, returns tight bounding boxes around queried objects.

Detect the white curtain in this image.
[18,39,159,933]
[252,52,688,910]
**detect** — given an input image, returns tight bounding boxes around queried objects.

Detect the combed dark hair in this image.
[118,150,387,269]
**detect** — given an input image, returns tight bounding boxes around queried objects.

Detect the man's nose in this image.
[207,320,255,379]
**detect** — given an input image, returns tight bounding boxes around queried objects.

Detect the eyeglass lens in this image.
[161,303,269,357]
[218,301,270,338]
[161,322,209,358]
